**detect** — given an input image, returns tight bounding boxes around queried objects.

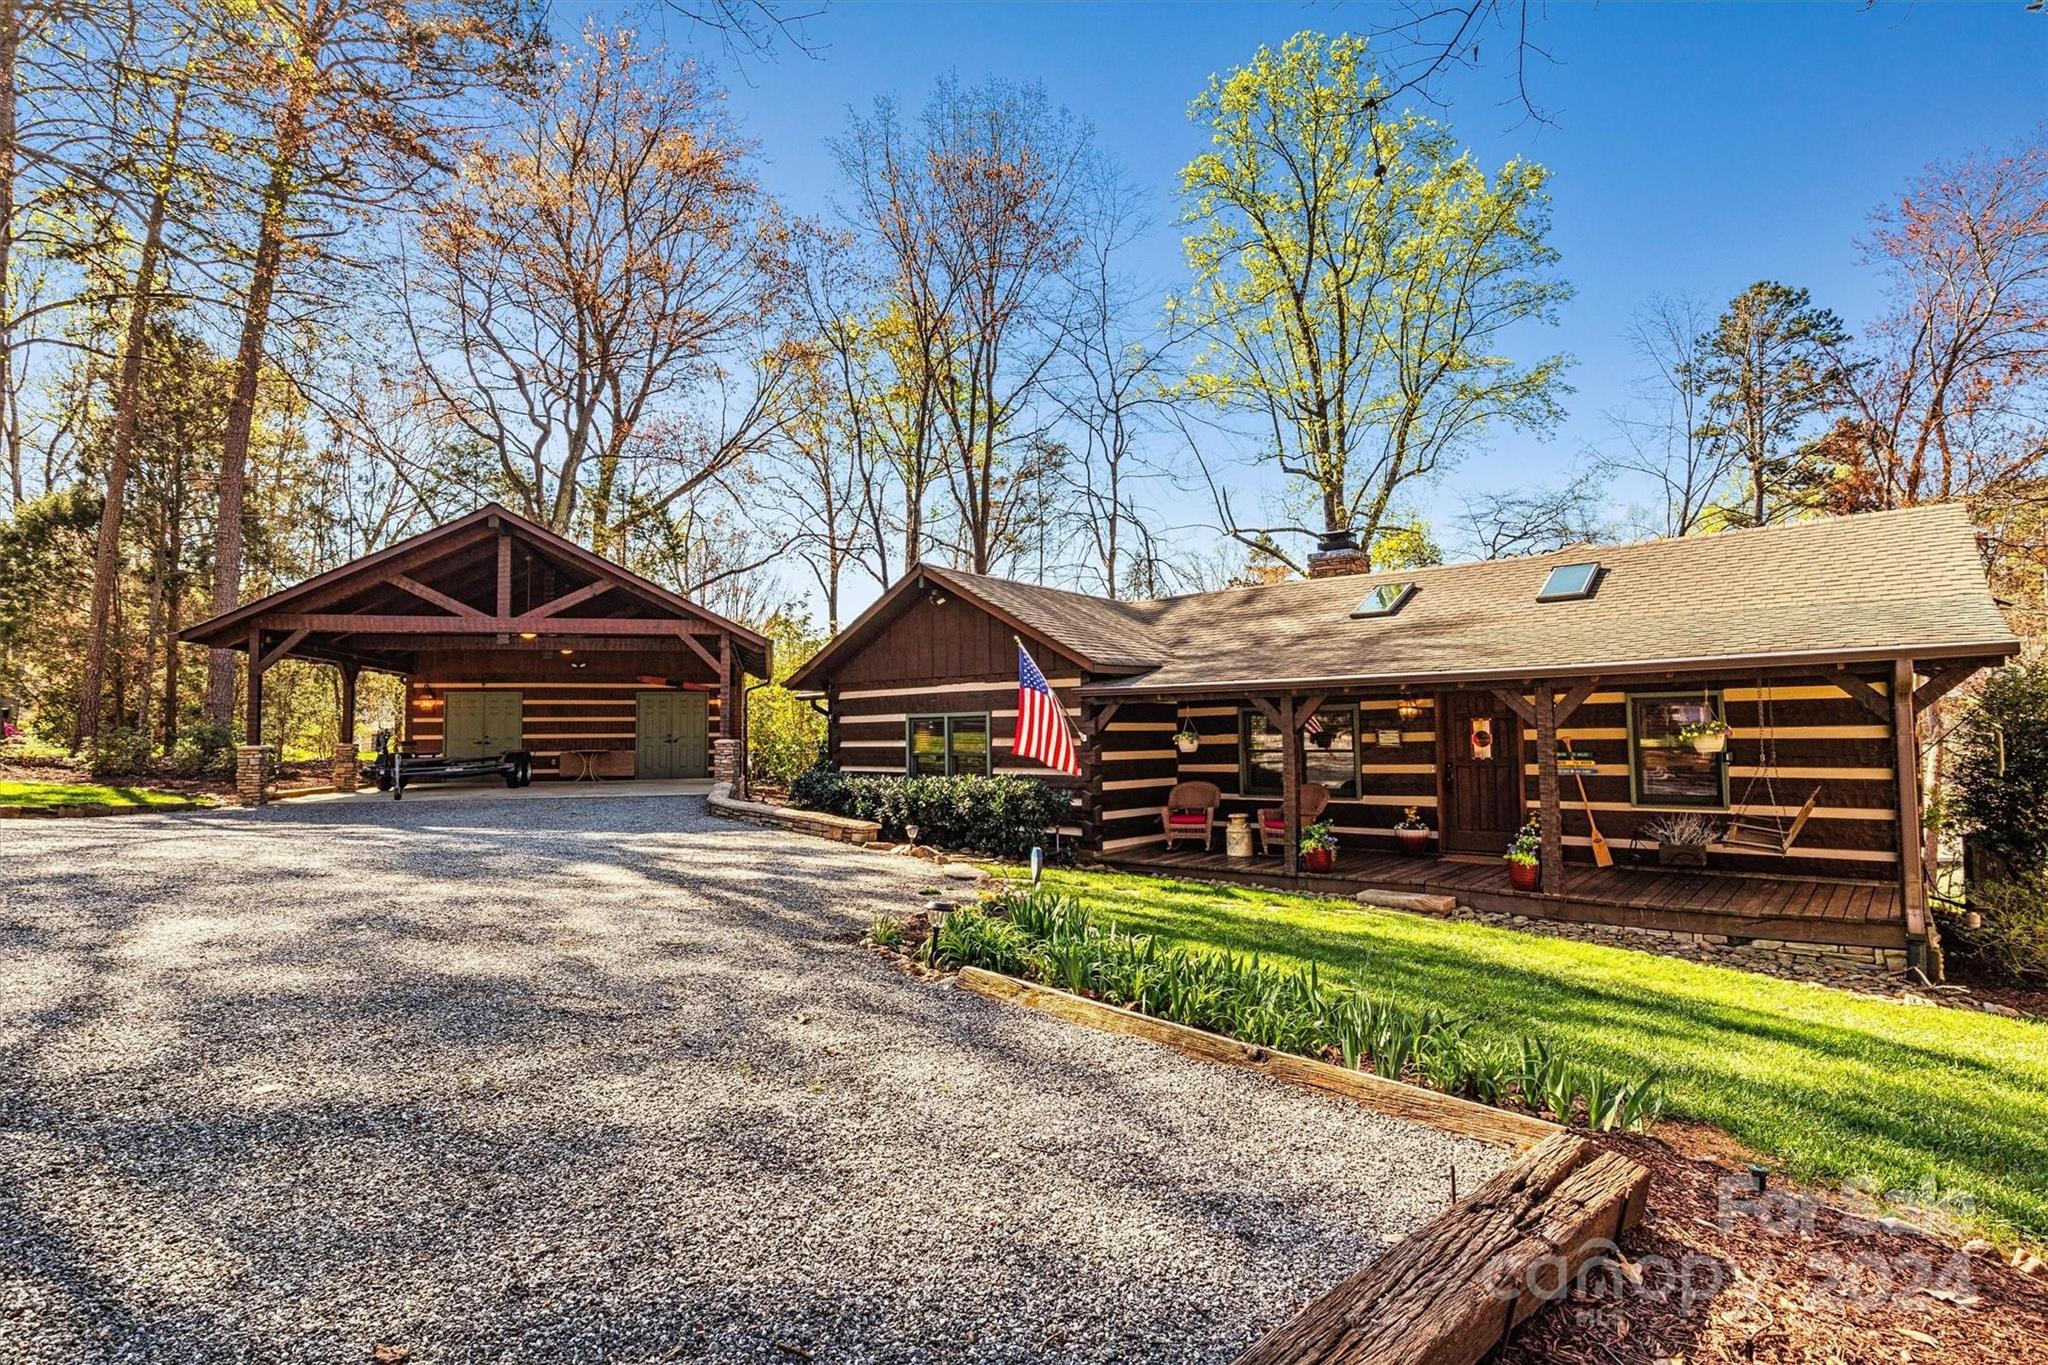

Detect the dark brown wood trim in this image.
[389,573,485,619]
[495,533,512,618]
[524,578,617,620]
[260,614,722,636]
[1250,695,1283,728]
[1295,693,1328,731]
[1492,687,1537,728]
[1833,670,1892,721]
[674,628,722,678]
[1914,662,1981,714]
[1280,694,1301,877]
[256,628,310,672]
[1553,679,1598,727]
[1894,657,1926,941]
[1534,684,1564,894]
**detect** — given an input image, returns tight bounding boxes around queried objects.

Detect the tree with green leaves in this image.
[1696,280,1850,528]
[1176,31,1570,571]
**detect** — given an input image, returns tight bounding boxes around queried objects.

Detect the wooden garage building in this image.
[787,505,2019,969]
[181,503,769,785]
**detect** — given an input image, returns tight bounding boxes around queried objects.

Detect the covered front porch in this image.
[1103,843,1910,954]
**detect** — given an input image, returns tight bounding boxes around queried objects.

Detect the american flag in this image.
[1015,643,1080,776]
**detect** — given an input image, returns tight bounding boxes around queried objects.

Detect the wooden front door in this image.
[443,691,523,760]
[636,691,709,779]
[1439,691,1524,854]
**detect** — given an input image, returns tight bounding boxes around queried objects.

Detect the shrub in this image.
[76,727,151,778]
[951,886,1664,1132]
[1950,661,2048,876]
[167,720,238,777]
[1949,878,2048,987]
[788,767,1068,858]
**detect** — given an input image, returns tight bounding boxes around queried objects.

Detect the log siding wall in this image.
[402,647,723,776]
[1519,676,1902,879]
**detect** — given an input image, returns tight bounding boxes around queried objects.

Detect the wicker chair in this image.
[1160,780,1222,851]
[1258,783,1332,854]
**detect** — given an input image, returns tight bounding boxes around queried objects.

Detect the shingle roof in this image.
[1076,503,2017,693]
[926,569,1177,672]
[792,505,2018,697]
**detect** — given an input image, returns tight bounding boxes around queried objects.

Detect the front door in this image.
[1439,691,1525,854]
[443,691,523,760]
[636,691,710,779]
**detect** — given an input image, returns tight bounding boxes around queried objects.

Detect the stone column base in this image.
[235,745,268,807]
[332,741,359,793]
[711,738,741,786]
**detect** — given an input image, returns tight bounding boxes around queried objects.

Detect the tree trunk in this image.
[205,71,311,726]
[75,93,182,743]
[0,3,20,506]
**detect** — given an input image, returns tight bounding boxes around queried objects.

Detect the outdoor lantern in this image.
[1397,697,1422,723]
[518,631,538,640]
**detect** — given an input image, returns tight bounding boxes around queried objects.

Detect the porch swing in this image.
[1717,678,1823,856]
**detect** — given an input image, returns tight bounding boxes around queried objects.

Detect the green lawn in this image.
[1017,866,2048,1242]
[0,780,207,809]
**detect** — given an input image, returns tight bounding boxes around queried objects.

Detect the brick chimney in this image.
[1306,527,1371,579]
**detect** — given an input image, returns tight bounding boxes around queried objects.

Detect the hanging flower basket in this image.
[1679,719,1728,755]
[1173,728,1202,755]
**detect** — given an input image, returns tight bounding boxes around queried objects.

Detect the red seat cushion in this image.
[1260,810,1284,829]
[1165,811,1209,827]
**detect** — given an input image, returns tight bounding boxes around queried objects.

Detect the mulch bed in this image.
[1498,1125,2048,1364]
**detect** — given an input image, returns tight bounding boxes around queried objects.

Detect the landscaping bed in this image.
[998,866,2048,1250]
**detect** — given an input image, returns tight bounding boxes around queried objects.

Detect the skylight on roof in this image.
[1537,562,1601,602]
[1350,582,1416,618]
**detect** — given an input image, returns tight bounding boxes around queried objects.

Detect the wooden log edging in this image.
[955,966,1556,1151]
[1232,1131,1650,1365]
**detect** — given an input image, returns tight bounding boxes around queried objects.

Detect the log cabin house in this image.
[787,504,2019,973]
[181,503,770,788]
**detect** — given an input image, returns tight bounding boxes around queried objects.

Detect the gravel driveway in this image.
[0,795,1501,1364]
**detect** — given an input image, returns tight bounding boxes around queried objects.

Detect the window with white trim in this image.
[907,713,990,777]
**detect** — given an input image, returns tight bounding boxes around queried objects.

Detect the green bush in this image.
[76,727,151,778]
[936,886,1665,1132]
[1951,879,2048,987]
[788,766,1069,858]
[167,720,238,777]
[1951,661,2048,875]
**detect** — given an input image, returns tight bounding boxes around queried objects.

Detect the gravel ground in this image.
[0,795,1503,1364]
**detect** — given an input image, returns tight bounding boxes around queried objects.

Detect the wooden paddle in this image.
[1562,733,1614,867]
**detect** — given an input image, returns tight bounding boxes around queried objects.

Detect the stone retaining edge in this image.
[707,782,882,845]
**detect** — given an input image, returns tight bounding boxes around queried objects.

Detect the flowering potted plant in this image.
[1299,818,1339,874]
[1393,806,1431,855]
[1173,723,1202,755]
[1642,812,1718,867]
[1678,717,1729,755]
[1503,815,1543,892]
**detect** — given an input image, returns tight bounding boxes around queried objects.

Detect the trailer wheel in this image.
[376,772,394,792]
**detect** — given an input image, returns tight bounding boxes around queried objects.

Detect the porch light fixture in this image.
[558,648,574,657]
[1396,697,1422,723]
[518,631,538,640]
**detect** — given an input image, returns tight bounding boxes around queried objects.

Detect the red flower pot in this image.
[1396,828,1431,856]
[1303,846,1335,874]
[1507,859,1541,892]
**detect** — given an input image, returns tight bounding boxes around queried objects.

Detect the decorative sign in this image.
[1557,750,1598,772]
[1376,727,1403,748]
[1469,718,1494,761]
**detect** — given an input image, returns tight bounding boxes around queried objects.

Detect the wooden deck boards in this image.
[1105,845,1909,949]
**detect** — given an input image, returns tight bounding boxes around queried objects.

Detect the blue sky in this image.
[616,0,2045,606]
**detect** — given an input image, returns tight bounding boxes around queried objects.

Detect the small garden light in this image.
[1748,1163,1770,1193]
